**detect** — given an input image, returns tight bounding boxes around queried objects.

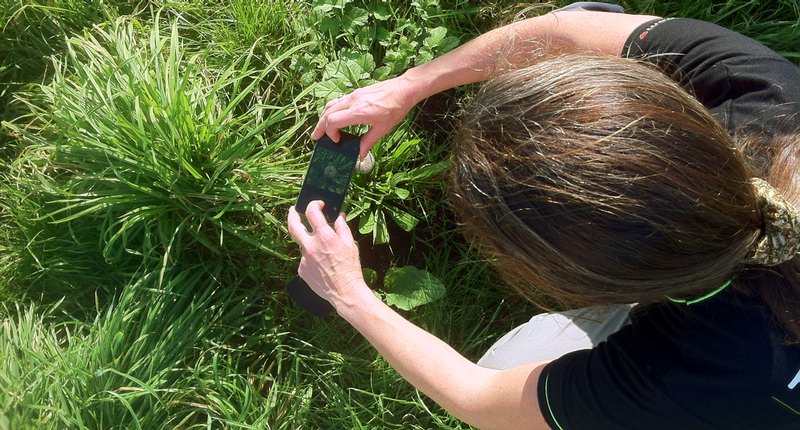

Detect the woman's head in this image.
[451,53,764,307]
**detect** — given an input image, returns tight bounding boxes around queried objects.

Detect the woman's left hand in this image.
[287,200,366,310]
[311,75,422,159]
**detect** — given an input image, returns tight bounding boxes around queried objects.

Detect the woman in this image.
[287,4,800,429]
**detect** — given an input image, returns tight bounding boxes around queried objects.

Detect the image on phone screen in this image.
[296,132,360,222]
[305,145,353,195]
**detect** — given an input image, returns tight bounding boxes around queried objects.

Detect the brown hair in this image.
[737,133,800,340]
[450,53,800,340]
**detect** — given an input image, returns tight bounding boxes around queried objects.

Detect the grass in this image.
[0,0,798,428]
[0,0,141,153]
[0,264,284,428]
[2,15,312,306]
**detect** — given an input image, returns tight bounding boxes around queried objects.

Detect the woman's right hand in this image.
[287,201,367,311]
[311,74,422,159]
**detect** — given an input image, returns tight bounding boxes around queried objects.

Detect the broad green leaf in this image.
[387,206,418,232]
[393,187,410,200]
[341,50,376,75]
[384,266,446,310]
[372,4,391,20]
[313,79,349,100]
[323,58,371,85]
[312,0,351,14]
[375,26,392,46]
[362,267,378,286]
[358,210,377,235]
[423,27,447,49]
[344,7,370,29]
[373,65,392,80]
[353,26,377,51]
[312,2,335,14]
[319,16,341,33]
[418,47,434,64]
[374,210,390,244]
[440,35,460,53]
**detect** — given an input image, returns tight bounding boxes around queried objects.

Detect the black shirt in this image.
[623,18,800,137]
[537,18,800,430]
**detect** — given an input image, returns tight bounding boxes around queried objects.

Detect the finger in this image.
[304,200,331,233]
[323,96,346,111]
[326,109,371,129]
[312,115,335,141]
[360,126,386,158]
[321,114,342,143]
[324,111,370,143]
[287,206,310,245]
[334,213,354,244]
[313,97,349,140]
[311,120,326,140]
[313,113,340,143]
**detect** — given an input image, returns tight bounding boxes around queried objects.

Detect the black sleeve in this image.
[621,18,800,136]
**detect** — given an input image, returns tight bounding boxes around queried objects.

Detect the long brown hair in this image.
[450,53,800,340]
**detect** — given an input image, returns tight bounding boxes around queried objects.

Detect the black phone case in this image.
[289,132,360,317]
[286,276,334,317]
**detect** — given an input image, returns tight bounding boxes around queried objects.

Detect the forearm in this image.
[337,285,489,414]
[313,11,657,149]
[287,205,549,429]
[401,13,558,101]
[336,284,548,429]
[401,10,659,103]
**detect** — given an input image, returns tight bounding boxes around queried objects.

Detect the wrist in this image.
[399,68,437,105]
[335,280,381,323]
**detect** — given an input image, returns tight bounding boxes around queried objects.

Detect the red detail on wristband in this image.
[639,31,649,41]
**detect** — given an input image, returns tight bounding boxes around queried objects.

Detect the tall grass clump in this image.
[2,16,313,302]
[0,0,140,151]
[0,263,297,429]
[150,0,303,68]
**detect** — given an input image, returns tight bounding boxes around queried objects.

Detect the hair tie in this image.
[743,178,800,266]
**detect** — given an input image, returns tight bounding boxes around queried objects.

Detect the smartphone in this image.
[286,275,334,318]
[288,132,361,317]
[295,132,360,222]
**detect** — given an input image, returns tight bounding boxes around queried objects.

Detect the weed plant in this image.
[299,0,480,244]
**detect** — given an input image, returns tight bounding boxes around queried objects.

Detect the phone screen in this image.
[304,145,354,196]
[296,133,360,222]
